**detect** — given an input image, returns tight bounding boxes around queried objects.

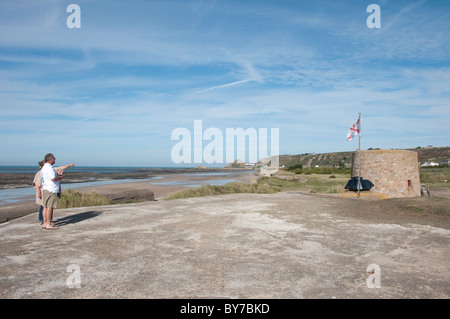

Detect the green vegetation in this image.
[165,181,279,200]
[58,189,112,208]
[419,167,450,189]
[286,165,351,175]
[284,173,350,194]
[280,151,353,168]
[59,189,151,208]
[165,172,351,200]
[390,196,450,218]
[286,164,303,171]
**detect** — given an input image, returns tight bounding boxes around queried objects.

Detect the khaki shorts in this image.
[42,190,58,209]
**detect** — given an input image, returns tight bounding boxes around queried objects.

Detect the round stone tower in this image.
[351,150,421,198]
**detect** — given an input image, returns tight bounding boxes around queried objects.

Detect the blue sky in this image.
[0,0,449,166]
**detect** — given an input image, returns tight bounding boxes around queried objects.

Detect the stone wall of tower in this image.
[351,150,421,198]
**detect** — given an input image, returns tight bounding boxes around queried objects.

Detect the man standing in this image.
[41,153,63,230]
[33,160,75,225]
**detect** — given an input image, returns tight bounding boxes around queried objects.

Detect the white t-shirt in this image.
[41,163,60,193]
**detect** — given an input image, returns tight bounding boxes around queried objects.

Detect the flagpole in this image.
[358,112,362,198]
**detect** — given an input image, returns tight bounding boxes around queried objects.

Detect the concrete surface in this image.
[0,192,449,299]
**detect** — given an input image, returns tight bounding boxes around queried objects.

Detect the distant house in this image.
[439,160,450,166]
[421,161,439,167]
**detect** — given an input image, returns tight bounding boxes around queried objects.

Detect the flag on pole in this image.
[347,117,360,142]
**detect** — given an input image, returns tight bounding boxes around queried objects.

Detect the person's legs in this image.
[50,193,58,225]
[42,206,49,227]
[43,207,58,229]
[38,205,43,223]
[42,191,58,229]
[42,190,49,227]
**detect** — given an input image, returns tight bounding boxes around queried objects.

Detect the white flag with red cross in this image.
[347,117,360,142]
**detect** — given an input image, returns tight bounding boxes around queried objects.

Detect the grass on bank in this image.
[58,189,148,209]
[165,173,351,200]
[58,189,112,209]
[420,167,450,189]
[282,173,350,194]
[164,181,279,200]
